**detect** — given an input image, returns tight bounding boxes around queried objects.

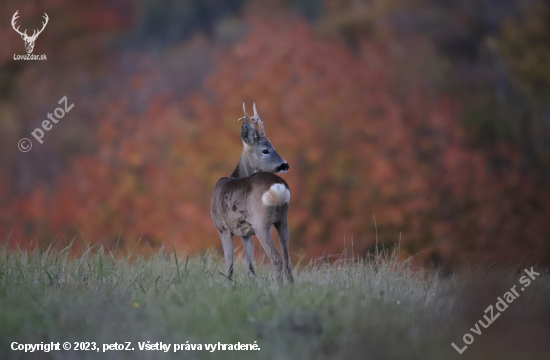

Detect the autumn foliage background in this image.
[1,0,550,269]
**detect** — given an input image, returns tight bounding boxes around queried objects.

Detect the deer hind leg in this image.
[219,230,234,279]
[241,235,256,277]
[255,226,283,282]
[275,219,294,283]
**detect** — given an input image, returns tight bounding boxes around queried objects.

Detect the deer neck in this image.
[230,154,255,178]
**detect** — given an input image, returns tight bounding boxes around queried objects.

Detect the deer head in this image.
[232,103,289,178]
[12,11,49,54]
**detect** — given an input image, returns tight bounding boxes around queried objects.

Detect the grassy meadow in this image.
[0,244,548,360]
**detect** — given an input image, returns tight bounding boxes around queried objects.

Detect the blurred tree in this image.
[2,1,550,268]
[3,12,550,268]
[496,0,550,168]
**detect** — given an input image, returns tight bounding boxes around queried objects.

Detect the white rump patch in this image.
[262,184,290,206]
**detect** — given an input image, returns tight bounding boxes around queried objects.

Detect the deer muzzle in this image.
[276,163,289,173]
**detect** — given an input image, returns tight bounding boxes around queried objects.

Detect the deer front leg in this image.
[241,235,256,277]
[255,227,283,282]
[275,219,294,283]
[219,230,234,279]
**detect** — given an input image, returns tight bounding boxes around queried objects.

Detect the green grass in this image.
[0,245,549,360]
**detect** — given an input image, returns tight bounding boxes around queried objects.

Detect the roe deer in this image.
[211,103,293,283]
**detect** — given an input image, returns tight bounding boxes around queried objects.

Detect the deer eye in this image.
[262,149,270,154]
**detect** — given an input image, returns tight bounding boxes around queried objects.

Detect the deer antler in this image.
[31,13,49,39]
[238,103,265,137]
[11,11,28,37]
[252,103,265,137]
[238,102,252,122]
[11,11,48,40]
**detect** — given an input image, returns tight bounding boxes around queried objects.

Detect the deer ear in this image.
[241,122,256,146]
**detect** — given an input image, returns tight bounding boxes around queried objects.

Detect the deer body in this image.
[211,104,293,283]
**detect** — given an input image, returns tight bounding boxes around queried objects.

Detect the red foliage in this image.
[3,13,550,267]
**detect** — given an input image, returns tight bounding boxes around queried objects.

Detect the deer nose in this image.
[276,163,289,172]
